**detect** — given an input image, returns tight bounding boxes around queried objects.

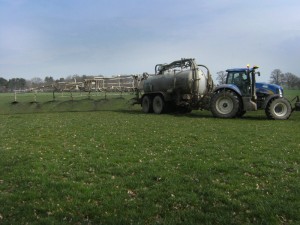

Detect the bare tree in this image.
[30,77,43,88]
[270,69,284,85]
[44,76,54,84]
[216,71,227,85]
[284,72,299,89]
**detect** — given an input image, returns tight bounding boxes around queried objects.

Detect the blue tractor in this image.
[210,66,300,119]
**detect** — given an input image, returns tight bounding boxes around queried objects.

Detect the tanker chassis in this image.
[133,58,299,120]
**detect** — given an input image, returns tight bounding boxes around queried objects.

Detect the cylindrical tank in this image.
[143,69,209,96]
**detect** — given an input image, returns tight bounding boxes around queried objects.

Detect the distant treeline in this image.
[0,75,98,92]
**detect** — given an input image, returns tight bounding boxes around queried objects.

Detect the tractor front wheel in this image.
[266,98,292,120]
[210,90,240,118]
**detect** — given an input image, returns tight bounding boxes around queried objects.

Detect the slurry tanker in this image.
[133,58,300,119]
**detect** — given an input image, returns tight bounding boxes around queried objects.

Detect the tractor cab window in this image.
[227,71,250,95]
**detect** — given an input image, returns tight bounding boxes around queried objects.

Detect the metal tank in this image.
[137,58,214,114]
[143,67,209,96]
[143,58,213,97]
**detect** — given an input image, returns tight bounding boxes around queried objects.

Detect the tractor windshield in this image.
[226,71,251,96]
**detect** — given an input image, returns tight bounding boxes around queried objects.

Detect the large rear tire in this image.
[266,98,292,120]
[153,95,165,114]
[210,90,240,118]
[142,95,153,113]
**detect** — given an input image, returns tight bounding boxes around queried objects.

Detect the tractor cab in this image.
[226,65,259,101]
[226,69,250,96]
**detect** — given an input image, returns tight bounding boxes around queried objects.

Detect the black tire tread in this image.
[266,97,292,120]
[210,90,240,118]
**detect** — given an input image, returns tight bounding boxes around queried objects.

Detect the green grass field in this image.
[0,90,300,224]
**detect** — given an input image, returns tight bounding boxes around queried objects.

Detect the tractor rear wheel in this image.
[210,90,240,118]
[266,98,292,120]
[142,95,153,113]
[153,95,165,114]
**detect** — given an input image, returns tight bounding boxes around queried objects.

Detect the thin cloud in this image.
[0,0,299,81]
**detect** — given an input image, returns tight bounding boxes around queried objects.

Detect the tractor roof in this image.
[226,68,256,73]
[226,65,259,73]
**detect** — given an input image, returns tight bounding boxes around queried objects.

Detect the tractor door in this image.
[226,71,251,96]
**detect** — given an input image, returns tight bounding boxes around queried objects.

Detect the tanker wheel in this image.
[153,95,165,114]
[142,95,153,113]
[210,90,240,118]
[266,98,291,120]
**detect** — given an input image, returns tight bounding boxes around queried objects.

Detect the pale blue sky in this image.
[1,0,300,82]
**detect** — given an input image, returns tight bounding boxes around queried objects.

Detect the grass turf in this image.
[0,91,300,224]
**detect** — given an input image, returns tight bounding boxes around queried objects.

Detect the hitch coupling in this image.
[293,96,300,111]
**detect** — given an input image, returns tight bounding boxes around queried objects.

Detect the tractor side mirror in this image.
[256,72,260,76]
